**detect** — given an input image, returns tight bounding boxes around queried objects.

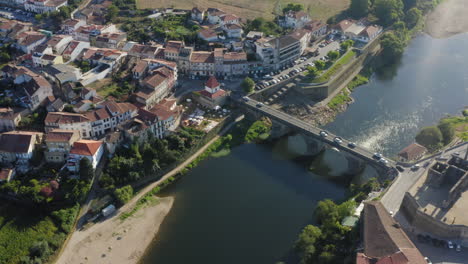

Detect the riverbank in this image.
[56,197,173,264]
[425,0,468,38]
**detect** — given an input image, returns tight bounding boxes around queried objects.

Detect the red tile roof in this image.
[398,143,427,161]
[70,140,102,156]
[45,129,78,142]
[0,131,39,153]
[199,89,226,99]
[205,76,219,89]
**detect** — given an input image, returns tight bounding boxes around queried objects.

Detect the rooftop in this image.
[70,140,102,156]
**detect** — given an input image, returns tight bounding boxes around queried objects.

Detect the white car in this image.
[424,257,432,264]
[319,131,328,137]
[334,137,343,144]
[456,244,461,252]
[448,240,454,249]
[373,153,383,160]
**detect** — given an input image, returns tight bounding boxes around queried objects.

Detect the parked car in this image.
[456,244,461,252]
[411,165,420,171]
[448,240,454,249]
[396,165,405,172]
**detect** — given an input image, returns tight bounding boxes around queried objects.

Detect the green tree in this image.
[340,40,354,52]
[380,32,406,65]
[107,5,119,22]
[295,225,322,262]
[415,126,443,151]
[315,199,339,224]
[437,121,455,145]
[114,185,133,205]
[349,0,369,18]
[307,66,319,79]
[405,7,422,28]
[283,3,304,13]
[327,50,340,61]
[315,60,326,70]
[241,77,255,94]
[79,158,95,181]
[374,0,404,26]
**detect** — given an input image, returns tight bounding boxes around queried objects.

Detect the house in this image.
[331,19,356,35]
[121,98,182,142]
[289,29,312,55]
[214,49,249,77]
[304,20,328,40]
[14,31,47,54]
[191,7,205,22]
[398,143,427,162]
[246,31,263,41]
[189,51,215,77]
[67,140,104,172]
[46,97,65,112]
[219,14,240,26]
[32,44,53,66]
[93,32,127,49]
[44,129,81,163]
[255,34,301,70]
[207,8,226,24]
[0,20,31,40]
[164,40,184,61]
[0,168,16,182]
[0,108,21,132]
[357,25,383,43]
[36,54,64,67]
[74,24,117,42]
[24,0,68,14]
[198,28,219,42]
[84,100,138,137]
[356,201,427,264]
[46,34,73,54]
[61,40,90,61]
[131,58,177,80]
[80,47,127,70]
[0,131,43,165]
[45,112,92,138]
[193,76,229,109]
[332,19,382,43]
[17,75,53,110]
[135,66,177,108]
[282,10,311,29]
[61,19,86,34]
[223,23,243,39]
[43,64,82,86]
[123,42,160,59]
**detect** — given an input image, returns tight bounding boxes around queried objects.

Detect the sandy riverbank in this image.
[425,0,468,38]
[56,196,174,264]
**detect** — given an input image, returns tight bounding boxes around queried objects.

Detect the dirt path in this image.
[425,0,468,38]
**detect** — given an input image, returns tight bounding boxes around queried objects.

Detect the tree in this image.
[349,0,369,18]
[107,5,119,22]
[315,60,326,70]
[79,158,95,181]
[307,66,319,79]
[437,121,455,145]
[315,199,339,224]
[374,0,404,26]
[415,126,443,151]
[283,3,304,13]
[114,185,133,205]
[380,32,406,65]
[340,40,354,52]
[295,225,322,262]
[327,50,340,61]
[241,77,255,94]
[405,7,422,28]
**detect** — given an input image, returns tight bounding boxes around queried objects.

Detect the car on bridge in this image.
[348,142,356,148]
[256,103,263,108]
[334,137,343,144]
[373,153,383,160]
[319,131,328,137]
[242,96,250,102]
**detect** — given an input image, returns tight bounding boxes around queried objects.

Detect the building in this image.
[0,168,15,182]
[17,74,53,110]
[67,139,104,172]
[135,66,177,108]
[46,34,73,54]
[43,64,82,86]
[0,131,43,165]
[45,112,92,138]
[93,32,127,49]
[282,10,311,29]
[123,42,160,59]
[44,129,81,163]
[193,76,229,109]
[255,34,302,71]
[74,24,117,42]
[32,44,53,66]
[223,23,243,39]
[207,8,226,24]
[356,201,427,264]
[398,143,427,162]
[0,108,21,132]
[332,19,382,43]
[189,51,215,77]
[24,0,67,14]
[61,19,86,34]
[14,31,47,54]
[304,20,328,40]
[198,28,219,42]
[61,40,90,61]
[191,7,205,22]
[36,54,64,67]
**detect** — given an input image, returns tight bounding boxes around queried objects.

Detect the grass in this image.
[0,205,62,264]
[440,115,468,141]
[328,89,352,110]
[311,50,356,83]
[136,0,350,21]
[244,119,272,142]
[347,73,369,91]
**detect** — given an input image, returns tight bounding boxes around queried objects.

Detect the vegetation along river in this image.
[141,33,468,263]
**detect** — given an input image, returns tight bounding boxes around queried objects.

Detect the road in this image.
[241,98,393,170]
[381,142,468,214]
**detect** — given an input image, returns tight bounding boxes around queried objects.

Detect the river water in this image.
[141,33,468,263]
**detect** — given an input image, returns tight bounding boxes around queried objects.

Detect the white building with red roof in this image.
[67,139,104,171]
[24,0,68,14]
[194,76,229,109]
[282,10,311,29]
[191,7,205,22]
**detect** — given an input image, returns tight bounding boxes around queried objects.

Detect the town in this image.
[0,0,467,263]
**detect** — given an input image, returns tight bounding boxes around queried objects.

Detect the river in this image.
[141,33,468,263]
[325,33,468,156]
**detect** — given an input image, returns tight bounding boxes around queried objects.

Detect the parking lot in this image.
[0,7,36,23]
[254,39,341,91]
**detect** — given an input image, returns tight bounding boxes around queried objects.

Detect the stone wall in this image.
[400,192,468,246]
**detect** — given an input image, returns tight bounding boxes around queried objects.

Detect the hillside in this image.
[136,0,350,21]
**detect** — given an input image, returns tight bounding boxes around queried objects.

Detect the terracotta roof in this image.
[361,201,426,264]
[0,108,20,120]
[199,89,226,99]
[225,23,242,30]
[304,20,327,32]
[190,51,214,63]
[285,10,309,20]
[17,31,45,47]
[221,14,239,22]
[133,60,148,74]
[142,72,167,88]
[70,140,102,156]
[224,52,246,61]
[63,19,82,27]
[359,25,381,38]
[398,143,427,161]
[0,131,39,153]
[45,112,90,124]
[46,35,68,47]
[205,76,219,88]
[334,19,356,32]
[199,28,217,39]
[45,129,78,142]
[148,98,180,121]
